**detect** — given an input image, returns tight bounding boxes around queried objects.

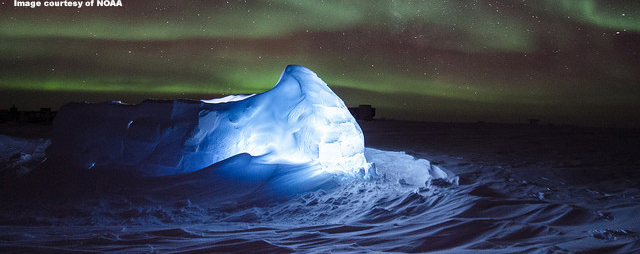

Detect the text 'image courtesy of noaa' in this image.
[1,1,640,253]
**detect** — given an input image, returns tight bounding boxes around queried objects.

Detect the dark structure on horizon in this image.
[0,104,369,124]
[0,106,56,124]
[349,105,375,121]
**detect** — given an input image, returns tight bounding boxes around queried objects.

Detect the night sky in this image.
[1,0,639,127]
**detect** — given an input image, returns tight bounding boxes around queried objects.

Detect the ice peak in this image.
[49,65,370,177]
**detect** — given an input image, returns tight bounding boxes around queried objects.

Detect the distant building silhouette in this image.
[348,105,375,121]
[0,106,56,124]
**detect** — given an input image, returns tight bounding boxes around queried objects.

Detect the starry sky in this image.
[1,0,639,127]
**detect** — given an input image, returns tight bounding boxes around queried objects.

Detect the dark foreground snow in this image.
[1,121,640,253]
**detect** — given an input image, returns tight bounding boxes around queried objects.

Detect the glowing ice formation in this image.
[48,65,370,176]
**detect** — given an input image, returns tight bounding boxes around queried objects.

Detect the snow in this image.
[47,65,370,177]
[365,148,448,186]
[201,94,254,104]
[0,134,49,177]
[2,120,640,253]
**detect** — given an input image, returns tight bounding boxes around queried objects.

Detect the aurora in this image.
[1,0,639,127]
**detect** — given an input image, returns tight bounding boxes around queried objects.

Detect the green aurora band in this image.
[1,0,639,126]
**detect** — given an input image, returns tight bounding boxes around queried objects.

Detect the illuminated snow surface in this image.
[2,66,640,253]
[47,65,372,180]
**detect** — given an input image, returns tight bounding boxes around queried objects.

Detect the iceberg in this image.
[48,65,370,177]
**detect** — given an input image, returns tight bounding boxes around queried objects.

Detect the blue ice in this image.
[48,65,371,178]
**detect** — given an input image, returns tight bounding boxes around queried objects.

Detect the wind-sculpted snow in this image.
[3,124,640,253]
[48,65,370,177]
[0,135,49,177]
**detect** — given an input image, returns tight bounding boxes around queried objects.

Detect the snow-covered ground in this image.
[0,134,49,178]
[1,121,639,253]
[1,64,638,253]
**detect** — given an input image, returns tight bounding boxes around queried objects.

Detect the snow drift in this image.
[47,65,370,177]
[0,135,49,177]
